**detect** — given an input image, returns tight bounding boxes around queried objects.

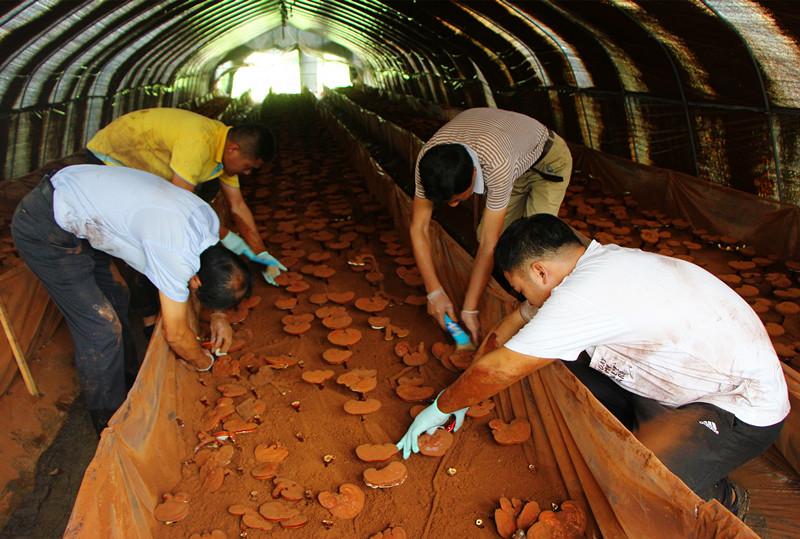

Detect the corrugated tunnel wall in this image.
[1,1,800,204]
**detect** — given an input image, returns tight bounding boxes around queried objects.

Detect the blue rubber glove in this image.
[244,251,288,286]
[262,267,281,286]
[396,391,468,459]
[247,251,287,269]
[220,231,256,258]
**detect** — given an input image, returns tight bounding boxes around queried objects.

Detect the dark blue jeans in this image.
[11,175,130,413]
[566,352,784,502]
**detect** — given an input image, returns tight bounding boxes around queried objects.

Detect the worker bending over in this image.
[411,108,572,344]
[12,165,251,433]
[87,107,285,281]
[398,214,789,517]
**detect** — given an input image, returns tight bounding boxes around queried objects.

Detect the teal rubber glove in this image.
[262,267,281,286]
[245,251,288,287]
[220,231,256,258]
[395,391,468,459]
[247,250,287,269]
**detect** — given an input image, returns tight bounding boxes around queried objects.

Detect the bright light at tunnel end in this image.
[227,49,351,101]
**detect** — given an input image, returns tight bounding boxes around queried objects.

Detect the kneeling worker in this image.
[398,214,789,517]
[12,165,252,433]
[411,108,572,344]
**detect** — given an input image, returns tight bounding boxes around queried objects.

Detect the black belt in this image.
[38,170,57,199]
[532,128,555,167]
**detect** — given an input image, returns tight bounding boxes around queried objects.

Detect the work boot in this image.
[88,409,115,436]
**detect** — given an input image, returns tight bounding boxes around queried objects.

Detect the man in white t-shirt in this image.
[11,165,252,433]
[397,214,789,517]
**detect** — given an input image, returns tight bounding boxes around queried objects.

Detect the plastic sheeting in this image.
[3,1,800,204]
[572,145,800,260]
[62,96,757,538]
[0,154,86,394]
[0,264,62,394]
[65,319,188,538]
[776,364,800,475]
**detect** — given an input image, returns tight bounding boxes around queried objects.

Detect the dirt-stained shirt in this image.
[87,107,239,188]
[505,241,791,427]
[51,165,219,302]
[414,108,550,210]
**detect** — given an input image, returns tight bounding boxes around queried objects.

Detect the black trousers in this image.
[11,175,131,413]
[565,353,784,501]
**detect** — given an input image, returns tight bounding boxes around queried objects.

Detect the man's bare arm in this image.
[159,291,212,369]
[410,197,442,294]
[220,183,266,253]
[462,208,506,311]
[437,345,552,413]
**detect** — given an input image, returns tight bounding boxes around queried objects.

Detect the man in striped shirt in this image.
[411,107,572,344]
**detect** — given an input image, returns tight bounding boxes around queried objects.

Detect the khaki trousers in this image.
[477,134,573,238]
[502,133,572,230]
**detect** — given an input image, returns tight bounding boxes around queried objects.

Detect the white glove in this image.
[193,350,216,372]
[251,251,287,286]
[427,288,456,327]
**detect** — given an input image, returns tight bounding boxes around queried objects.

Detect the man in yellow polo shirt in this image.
[87,108,285,282]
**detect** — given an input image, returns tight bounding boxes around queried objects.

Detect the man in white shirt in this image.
[397,214,789,517]
[11,165,252,433]
[411,108,572,345]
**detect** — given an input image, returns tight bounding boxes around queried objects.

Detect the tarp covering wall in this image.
[0,154,85,394]
[65,320,187,538]
[776,364,800,475]
[572,146,800,260]
[0,265,62,394]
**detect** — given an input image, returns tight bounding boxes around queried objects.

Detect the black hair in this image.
[495,214,582,273]
[418,144,474,203]
[196,243,252,310]
[228,124,276,162]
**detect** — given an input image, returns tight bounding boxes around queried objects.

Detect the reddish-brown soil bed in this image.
[156,113,577,539]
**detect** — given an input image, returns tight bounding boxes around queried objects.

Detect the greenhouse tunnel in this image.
[0,1,798,538]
